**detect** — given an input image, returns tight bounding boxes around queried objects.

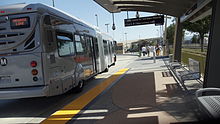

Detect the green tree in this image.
[191,34,199,43]
[183,16,211,52]
[166,23,175,45]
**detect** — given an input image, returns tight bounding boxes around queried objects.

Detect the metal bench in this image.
[168,54,183,70]
[195,88,220,118]
[175,58,201,84]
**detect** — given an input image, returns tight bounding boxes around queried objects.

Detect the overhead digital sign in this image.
[124,15,164,27]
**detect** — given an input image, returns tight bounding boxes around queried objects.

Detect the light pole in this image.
[124,33,128,50]
[160,25,163,44]
[127,11,129,19]
[95,14,98,27]
[156,29,159,37]
[52,0,55,7]
[156,29,161,45]
[125,33,127,41]
[105,23,109,33]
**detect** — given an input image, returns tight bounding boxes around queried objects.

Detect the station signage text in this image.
[124,15,164,27]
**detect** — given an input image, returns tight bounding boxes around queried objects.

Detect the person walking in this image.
[141,46,147,56]
[149,45,156,63]
[146,45,150,57]
[155,44,160,56]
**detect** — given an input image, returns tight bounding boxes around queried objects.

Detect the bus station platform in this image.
[64,54,203,124]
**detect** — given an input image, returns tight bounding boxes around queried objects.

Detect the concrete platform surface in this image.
[69,55,202,124]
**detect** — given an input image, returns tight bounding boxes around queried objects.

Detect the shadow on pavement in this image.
[71,72,201,124]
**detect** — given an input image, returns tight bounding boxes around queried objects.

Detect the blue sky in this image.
[0,0,174,42]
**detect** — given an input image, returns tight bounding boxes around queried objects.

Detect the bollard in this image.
[153,52,156,63]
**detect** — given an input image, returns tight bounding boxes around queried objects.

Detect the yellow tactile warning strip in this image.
[41,68,129,124]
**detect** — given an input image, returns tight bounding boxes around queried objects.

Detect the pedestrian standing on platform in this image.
[141,46,147,56]
[147,45,150,57]
[155,44,160,56]
[150,46,156,63]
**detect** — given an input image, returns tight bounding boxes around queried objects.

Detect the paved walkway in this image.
[70,55,202,124]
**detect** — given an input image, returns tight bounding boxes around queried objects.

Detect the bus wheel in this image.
[74,80,84,93]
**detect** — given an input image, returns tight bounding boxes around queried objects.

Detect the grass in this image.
[182,48,207,56]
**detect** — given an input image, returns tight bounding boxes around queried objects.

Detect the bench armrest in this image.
[196,88,220,97]
[170,62,180,66]
[169,62,184,70]
[181,72,199,76]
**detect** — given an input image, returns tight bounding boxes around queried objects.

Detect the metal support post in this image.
[173,17,183,62]
[204,0,220,88]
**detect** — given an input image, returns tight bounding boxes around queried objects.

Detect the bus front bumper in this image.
[0,86,48,99]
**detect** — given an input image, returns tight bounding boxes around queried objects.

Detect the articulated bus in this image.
[116,43,124,54]
[0,3,116,99]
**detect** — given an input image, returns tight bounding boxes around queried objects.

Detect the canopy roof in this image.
[94,0,205,17]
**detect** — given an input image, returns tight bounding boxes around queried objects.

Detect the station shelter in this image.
[93,0,220,88]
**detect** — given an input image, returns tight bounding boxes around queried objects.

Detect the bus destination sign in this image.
[124,15,164,27]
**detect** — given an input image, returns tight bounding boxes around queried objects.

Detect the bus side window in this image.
[80,35,87,53]
[85,36,92,56]
[103,40,108,56]
[113,41,117,53]
[94,38,99,58]
[75,34,84,53]
[57,32,75,57]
